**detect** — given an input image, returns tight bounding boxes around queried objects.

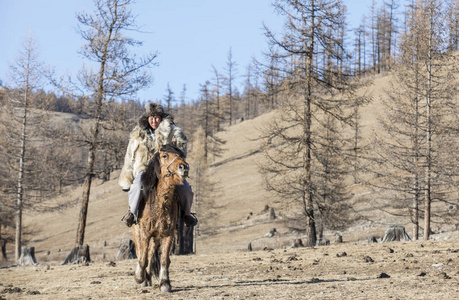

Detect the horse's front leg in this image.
[134,228,151,284]
[144,237,158,287]
[159,235,174,293]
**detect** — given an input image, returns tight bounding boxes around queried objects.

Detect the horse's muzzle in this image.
[178,163,189,178]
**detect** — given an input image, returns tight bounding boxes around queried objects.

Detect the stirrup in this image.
[121,211,136,227]
[183,213,198,227]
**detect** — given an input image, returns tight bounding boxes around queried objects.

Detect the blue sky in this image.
[1,0,384,103]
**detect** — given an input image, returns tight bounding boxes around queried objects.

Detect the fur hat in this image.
[139,102,174,130]
[145,102,165,118]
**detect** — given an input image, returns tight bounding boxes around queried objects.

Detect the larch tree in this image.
[373,0,459,240]
[187,126,218,254]
[224,48,238,125]
[260,0,357,246]
[257,46,281,109]
[418,0,459,241]
[163,83,175,114]
[3,34,45,260]
[242,61,262,120]
[197,81,226,162]
[211,65,224,132]
[73,0,157,247]
[446,0,459,51]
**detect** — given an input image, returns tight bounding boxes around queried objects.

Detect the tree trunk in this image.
[412,65,421,240]
[76,157,94,247]
[353,105,360,183]
[302,3,317,248]
[424,8,434,241]
[15,63,30,261]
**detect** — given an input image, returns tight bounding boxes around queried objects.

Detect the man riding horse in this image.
[118,102,197,227]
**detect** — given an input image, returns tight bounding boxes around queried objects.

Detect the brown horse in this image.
[132,144,189,293]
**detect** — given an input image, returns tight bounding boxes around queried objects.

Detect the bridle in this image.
[163,155,188,178]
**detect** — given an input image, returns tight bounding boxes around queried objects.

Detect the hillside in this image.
[1,73,459,299]
[2,73,458,266]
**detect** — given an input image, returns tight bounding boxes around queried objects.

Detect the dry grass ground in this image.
[1,239,458,299]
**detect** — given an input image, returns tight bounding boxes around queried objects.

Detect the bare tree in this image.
[211,65,224,132]
[446,0,459,51]
[256,45,281,110]
[224,48,238,125]
[260,0,356,247]
[242,61,262,120]
[3,34,45,260]
[163,83,175,114]
[197,81,226,162]
[73,0,157,247]
[371,0,459,241]
[187,126,219,253]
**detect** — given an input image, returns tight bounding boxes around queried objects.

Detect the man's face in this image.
[148,115,162,130]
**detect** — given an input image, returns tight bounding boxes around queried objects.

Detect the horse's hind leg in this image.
[158,236,174,293]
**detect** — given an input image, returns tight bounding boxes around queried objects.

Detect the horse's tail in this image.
[151,246,160,279]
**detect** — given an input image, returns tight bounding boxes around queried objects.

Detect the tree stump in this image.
[334,234,343,243]
[368,236,378,243]
[291,239,304,248]
[317,238,330,246]
[116,239,137,260]
[0,239,7,261]
[265,228,277,237]
[17,247,38,266]
[381,226,411,242]
[61,244,91,265]
[269,208,276,220]
[262,205,270,213]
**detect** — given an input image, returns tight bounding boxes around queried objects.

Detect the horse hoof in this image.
[160,282,172,293]
[139,280,151,287]
[161,284,172,293]
[134,276,144,284]
[134,265,145,284]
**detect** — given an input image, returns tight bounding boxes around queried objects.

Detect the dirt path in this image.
[1,239,458,299]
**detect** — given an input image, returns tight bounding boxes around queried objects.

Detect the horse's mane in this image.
[140,144,186,201]
[141,152,160,201]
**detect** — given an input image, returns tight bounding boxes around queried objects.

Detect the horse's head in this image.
[141,144,189,199]
[157,144,189,183]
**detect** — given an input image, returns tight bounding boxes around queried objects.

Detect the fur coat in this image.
[118,115,187,190]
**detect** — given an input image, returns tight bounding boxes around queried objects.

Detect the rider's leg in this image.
[176,180,197,226]
[128,171,144,217]
[176,180,193,215]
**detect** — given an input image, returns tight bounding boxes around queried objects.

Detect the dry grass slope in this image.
[1,73,458,299]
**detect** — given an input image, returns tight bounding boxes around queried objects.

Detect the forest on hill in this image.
[1,0,459,263]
